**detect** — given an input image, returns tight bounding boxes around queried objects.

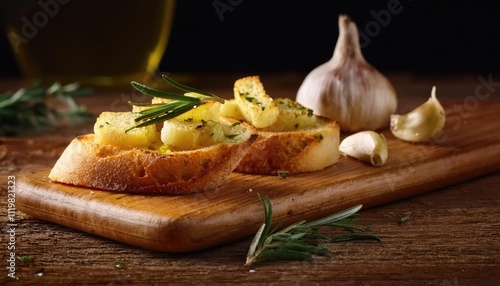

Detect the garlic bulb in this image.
[390,86,445,142]
[339,131,388,167]
[296,15,397,132]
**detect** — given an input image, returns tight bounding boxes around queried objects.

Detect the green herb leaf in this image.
[0,82,93,136]
[126,101,199,132]
[115,263,126,269]
[131,81,200,102]
[18,255,34,262]
[400,212,412,224]
[277,170,290,179]
[161,75,216,98]
[127,75,224,132]
[245,194,380,266]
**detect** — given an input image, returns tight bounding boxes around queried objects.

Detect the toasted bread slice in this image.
[49,119,257,194]
[223,76,340,175]
[235,118,339,174]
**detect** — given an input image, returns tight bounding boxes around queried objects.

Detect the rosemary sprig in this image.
[127,75,224,132]
[245,194,380,266]
[0,81,93,136]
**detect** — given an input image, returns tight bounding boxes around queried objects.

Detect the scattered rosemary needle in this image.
[400,212,412,224]
[127,74,225,132]
[245,194,380,266]
[0,81,93,136]
[18,255,34,262]
[277,170,290,179]
[115,263,126,269]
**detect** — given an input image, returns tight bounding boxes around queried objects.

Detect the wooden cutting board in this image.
[17,100,500,252]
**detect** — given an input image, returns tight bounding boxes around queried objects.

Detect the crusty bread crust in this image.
[49,133,257,194]
[235,119,340,174]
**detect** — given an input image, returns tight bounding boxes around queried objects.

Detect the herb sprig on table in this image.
[245,194,380,266]
[127,75,225,132]
[0,82,93,136]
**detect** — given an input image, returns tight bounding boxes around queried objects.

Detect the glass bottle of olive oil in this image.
[2,0,175,89]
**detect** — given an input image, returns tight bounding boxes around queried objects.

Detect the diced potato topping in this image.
[220,99,245,120]
[262,98,318,132]
[158,94,226,151]
[175,101,222,123]
[161,120,226,151]
[94,112,161,149]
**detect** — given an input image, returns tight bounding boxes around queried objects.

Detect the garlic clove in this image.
[296,15,397,132]
[339,131,388,167]
[390,86,445,142]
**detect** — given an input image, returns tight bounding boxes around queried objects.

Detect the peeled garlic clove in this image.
[339,131,388,167]
[390,86,445,142]
[296,15,397,132]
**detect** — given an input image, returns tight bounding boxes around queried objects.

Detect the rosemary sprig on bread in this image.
[127,75,224,132]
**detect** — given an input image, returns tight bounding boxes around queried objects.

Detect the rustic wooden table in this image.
[1,73,499,285]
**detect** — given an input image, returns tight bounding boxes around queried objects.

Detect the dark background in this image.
[1,0,500,77]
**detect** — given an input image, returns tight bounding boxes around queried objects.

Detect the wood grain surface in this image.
[1,74,500,285]
[15,100,500,253]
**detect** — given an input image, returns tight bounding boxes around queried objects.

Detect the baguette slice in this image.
[235,118,340,174]
[224,76,341,175]
[49,120,257,194]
